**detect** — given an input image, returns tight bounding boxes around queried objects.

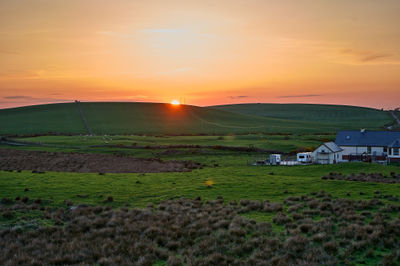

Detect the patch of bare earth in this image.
[0,149,202,173]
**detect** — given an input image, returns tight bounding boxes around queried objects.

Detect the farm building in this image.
[335,130,400,163]
[312,142,343,164]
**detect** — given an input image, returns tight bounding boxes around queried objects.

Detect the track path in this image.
[75,101,93,135]
[188,110,266,129]
[390,111,400,127]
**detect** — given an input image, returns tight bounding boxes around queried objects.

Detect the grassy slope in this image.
[0,102,308,135]
[1,102,392,135]
[79,102,273,134]
[0,103,86,135]
[212,103,392,129]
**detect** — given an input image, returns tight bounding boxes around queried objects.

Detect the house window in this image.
[383,147,387,153]
[367,146,371,154]
[394,148,399,156]
[389,149,392,155]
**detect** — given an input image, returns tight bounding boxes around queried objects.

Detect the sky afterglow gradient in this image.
[1,0,399,109]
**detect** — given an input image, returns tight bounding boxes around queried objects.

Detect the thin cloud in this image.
[338,49,400,65]
[228,96,249,99]
[0,49,18,55]
[3,96,32,99]
[282,39,400,65]
[159,67,192,76]
[2,95,73,103]
[360,53,392,62]
[277,94,322,98]
[141,28,189,34]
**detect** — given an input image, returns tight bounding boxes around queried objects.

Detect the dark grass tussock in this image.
[0,194,399,265]
[322,172,400,184]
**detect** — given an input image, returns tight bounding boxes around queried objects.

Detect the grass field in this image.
[1,134,399,208]
[1,134,400,265]
[0,102,393,135]
[212,103,392,129]
[1,162,399,209]
[17,133,334,154]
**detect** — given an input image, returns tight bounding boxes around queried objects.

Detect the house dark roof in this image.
[389,139,400,148]
[335,130,400,147]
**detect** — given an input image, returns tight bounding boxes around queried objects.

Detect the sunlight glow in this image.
[171,100,180,105]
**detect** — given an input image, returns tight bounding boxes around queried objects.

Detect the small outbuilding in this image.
[312,142,343,164]
[269,154,281,165]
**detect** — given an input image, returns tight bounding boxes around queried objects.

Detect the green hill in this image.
[0,102,274,135]
[0,102,392,135]
[211,103,392,130]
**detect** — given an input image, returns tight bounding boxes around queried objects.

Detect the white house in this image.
[335,130,400,163]
[312,142,343,164]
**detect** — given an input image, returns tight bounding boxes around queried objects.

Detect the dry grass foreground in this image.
[0,149,202,173]
[1,194,399,265]
[322,172,400,184]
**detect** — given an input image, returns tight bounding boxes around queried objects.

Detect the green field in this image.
[16,133,333,154]
[1,161,399,209]
[1,135,399,208]
[1,134,400,265]
[212,103,392,129]
[0,102,393,135]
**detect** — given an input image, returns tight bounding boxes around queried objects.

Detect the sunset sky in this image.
[1,0,399,109]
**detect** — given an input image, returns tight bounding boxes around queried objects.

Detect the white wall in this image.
[389,148,400,157]
[341,146,385,155]
[312,145,342,164]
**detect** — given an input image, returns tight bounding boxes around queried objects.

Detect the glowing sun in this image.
[171,100,180,105]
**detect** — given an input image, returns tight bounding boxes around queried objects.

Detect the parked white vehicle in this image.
[297,152,312,163]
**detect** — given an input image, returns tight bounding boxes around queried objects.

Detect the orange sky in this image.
[1,0,400,109]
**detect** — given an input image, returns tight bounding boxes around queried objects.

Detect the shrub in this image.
[103,196,114,203]
[311,233,326,242]
[323,241,338,254]
[1,198,13,204]
[299,223,313,234]
[34,198,42,204]
[239,200,250,206]
[2,210,13,219]
[273,213,291,225]
[167,256,182,266]
[263,202,282,212]
[21,197,29,203]
[284,235,308,255]
[64,200,73,206]
[229,227,246,237]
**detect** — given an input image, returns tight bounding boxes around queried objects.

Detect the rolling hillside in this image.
[211,103,392,130]
[0,102,279,135]
[0,102,393,135]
